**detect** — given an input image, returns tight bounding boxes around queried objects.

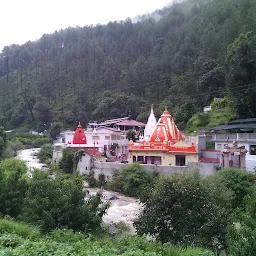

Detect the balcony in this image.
[213,133,256,141]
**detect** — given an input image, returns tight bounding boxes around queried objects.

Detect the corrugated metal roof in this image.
[212,123,256,131]
[116,119,145,127]
[229,118,256,124]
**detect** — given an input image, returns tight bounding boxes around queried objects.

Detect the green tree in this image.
[2,138,23,158]
[37,143,53,164]
[0,158,28,217]
[20,170,109,233]
[50,122,62,140]
[135,171,233,250]
[227,187,256,255]
[214,168,255,209]
[59,148,75,173]
[126,130,136,142]
[0,126,7,158]
[226,31,256,118]
[109,163,153,197]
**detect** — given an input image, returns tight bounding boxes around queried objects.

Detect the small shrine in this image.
[221,141,247,170]
[128,108,199,166]
[73,123,87,145]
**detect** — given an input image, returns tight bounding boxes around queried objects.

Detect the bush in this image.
[86,170,97,187]
[20,170,109,233]
[0,224,215,255]
[2,139,23,158]
[0,218,40,239]
[108,163,154,197]
[7,133,51,148]
[0,158,28,217]
[214,168,255,209]
[227,187,256,255]
[135,171,233,250]
[59,148,75,173]
[38,144,53,163]
[98,173,106,188]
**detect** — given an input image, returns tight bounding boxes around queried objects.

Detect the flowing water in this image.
[87,188,142,234]
[17,148,142,234]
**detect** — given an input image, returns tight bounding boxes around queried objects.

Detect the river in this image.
[17,148,142,234]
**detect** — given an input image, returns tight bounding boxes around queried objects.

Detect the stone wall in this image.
[89,161,217,180]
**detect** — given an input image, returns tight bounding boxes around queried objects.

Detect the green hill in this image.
[0,0,255,131]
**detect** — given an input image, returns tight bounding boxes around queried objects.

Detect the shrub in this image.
[214,168,255,209]
[37,144,53,163]
[0,158,28,217]
[86,170,97,187]
[59,148,75,173]
[2,139,23,158]
[0,218,40,239]
[7,133,51,148]
[108,163,154,197]
[98,173,106,188]
[20,170,109,233]
[227,187,256,255]
[135,171,233,250]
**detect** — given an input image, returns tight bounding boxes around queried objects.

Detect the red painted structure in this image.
[129,109,197,153]
[73,123,87,144]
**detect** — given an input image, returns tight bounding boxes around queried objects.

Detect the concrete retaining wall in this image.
[90,161,217,180]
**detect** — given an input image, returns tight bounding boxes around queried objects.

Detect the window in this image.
[250,145,256,155]
[92,136,99,140]
[175,155,186,166]
[105,136,110,140]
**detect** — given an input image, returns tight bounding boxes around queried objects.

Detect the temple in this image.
[144,104,157,141]
[72,123,87,145]
[128,108,199,166]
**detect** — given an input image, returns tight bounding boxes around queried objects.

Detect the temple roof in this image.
[149,109,183,143]
[144,105,157,140]
[89,117,145,128]
[149,122,173,143]
[116,119,145,127]
[73,123,87,144]
[129,108,196,153]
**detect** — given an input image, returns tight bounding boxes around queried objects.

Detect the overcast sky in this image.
[0,0,171,52]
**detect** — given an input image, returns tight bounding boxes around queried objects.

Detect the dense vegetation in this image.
[0,219,214,255]
[108,163,154,197]
[134,168,256,252]
[186,97,238,133]
[37,143,53,164]
[1,154,256,254]
[0,128,51,160]
[0,0,255,132]
[0,158,109,233]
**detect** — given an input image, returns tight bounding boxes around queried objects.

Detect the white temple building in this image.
[144,105,157,141]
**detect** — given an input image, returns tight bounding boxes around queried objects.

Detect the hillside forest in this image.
[0,0,256,132]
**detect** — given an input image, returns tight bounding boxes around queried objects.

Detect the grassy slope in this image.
[0,218,214,256]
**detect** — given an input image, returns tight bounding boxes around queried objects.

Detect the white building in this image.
[53,123,129,162]
[211,118,256,172]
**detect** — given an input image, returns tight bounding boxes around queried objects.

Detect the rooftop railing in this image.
[213,133,256,141]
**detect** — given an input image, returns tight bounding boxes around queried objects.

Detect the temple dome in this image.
[144,104,157,141]
[157,108,183,141]
[149,122,173,143]
[73,123,87,144]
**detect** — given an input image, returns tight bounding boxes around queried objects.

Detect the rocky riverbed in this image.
[87,188,142,234]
